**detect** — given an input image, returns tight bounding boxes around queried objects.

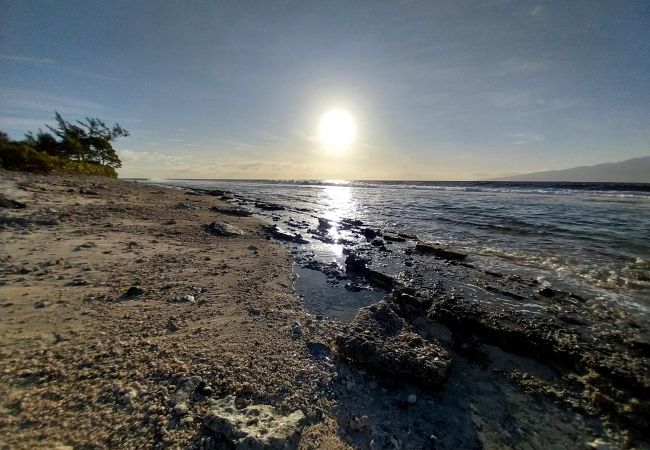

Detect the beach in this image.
[1,172,648,449]
[0,172,343,449]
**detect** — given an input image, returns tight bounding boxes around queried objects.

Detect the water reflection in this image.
[322,185,356,258]
[322,185,356,222]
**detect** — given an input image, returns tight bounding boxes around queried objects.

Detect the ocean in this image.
[161,179,650,320]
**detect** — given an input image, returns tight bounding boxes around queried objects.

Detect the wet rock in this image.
[210,206,252,217]
[317,218,332,230]
[203,395,306,448]
[361,228,379,239]
[203,221,244,237]
[337,301,451,386]
[254,201,285,211]
[345,253,369,274]
[383,233,406,243]
[415,242,467,260]
[125,286,144,297]
[538,287,556,297]
[263,225,308,244]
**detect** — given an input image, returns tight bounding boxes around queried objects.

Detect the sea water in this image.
[165,179,650,315]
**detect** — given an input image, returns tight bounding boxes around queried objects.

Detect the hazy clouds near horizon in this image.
[1,1,649,180]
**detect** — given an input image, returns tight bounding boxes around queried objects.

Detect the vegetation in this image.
[0,113,129,178]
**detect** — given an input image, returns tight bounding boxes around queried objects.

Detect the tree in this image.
[46,112,129,168]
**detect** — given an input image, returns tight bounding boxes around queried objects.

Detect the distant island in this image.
[491,156,650,183]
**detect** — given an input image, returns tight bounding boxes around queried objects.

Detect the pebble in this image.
[407,394,417,404]
[174,402,189,416]
[291,322,302,336]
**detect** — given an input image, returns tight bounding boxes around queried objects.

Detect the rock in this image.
[317,218,332,230]
[174,376,204,404]
[361,228,379,239]
[125,286,144,297]
[306,341,331,359]
[210,206,252,217]
[0,194,27,209]
[345,253,369,274]
[254,201,285,211]
[383,233,406,243]
[174,402,189,416]
[34,300,49,309]
[291,322,302,337]
[203,395,306,449]
[337,301,451,386]
[587,438,614,450]
[407,394,417,404]
[415,242,466,260]
[537,287,556,297]
[203,221,244,237]
[177,294,195,303]
[263,225,308,244]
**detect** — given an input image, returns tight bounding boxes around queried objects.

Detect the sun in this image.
[318,109,356,150]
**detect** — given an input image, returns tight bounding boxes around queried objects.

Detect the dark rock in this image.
[210,206,252,217]
[0,194,26,209]
[125,286,144,297]
[317,218,332,230]
[254,202,285,211]
[383,233,406,243]
[337,301,450,386]
[345,253,369,274]
[306,341,331,359]
[174,376,204,404]
[538,287,556,297]
[361,228,379,239]
[415,242,467,260]
[263,225,308,244]
[203,221,244,237]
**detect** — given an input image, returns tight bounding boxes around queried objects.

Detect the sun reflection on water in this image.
[322,185,355,222]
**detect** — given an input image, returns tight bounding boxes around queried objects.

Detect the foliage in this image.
[0,112,128,177]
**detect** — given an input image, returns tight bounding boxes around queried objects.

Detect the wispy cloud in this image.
[1,53,118,81]
[504,132,544,146]
[0,115,53,132]
[0,54,55,64]
[0,87,102,115]
[497,57,552,76]
[516,100,580,118]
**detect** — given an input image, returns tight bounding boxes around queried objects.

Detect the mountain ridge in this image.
[490,155,650,183]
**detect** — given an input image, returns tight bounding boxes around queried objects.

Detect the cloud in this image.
[497,57,552,76]
[516,100,580,118]
[504,132,544,146]
[0,54,55,64]
[0,87,102,115]
[0,54,118,81]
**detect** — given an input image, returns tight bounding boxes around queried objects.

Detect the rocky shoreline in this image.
[1,173,648,449]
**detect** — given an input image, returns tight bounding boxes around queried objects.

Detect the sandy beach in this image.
[0,172,344,449]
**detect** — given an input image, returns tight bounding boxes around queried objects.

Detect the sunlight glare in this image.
[318,109,356,150]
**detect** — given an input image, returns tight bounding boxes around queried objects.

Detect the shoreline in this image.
[1,172,648,449]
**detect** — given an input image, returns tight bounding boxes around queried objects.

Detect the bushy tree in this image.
[46,112,129,168]
[0,112,129,177]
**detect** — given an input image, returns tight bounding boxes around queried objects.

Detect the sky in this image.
[1,0,649,180]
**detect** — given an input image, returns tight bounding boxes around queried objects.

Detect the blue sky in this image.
[1,0,649,179]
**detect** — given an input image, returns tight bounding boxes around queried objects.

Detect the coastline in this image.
[1,172,648,449]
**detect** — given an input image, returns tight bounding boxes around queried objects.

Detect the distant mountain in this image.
[491,156,650,183]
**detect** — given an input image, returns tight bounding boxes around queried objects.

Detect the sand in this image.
[0,171,344,449]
